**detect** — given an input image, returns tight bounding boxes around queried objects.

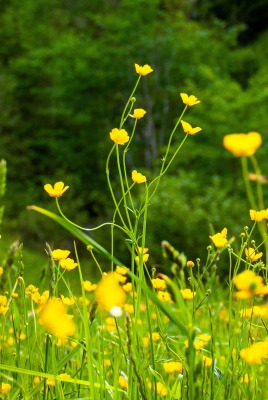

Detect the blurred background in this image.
[0,0,268,274]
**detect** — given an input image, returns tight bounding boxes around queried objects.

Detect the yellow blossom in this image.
[47,378,55,387]
[44,181,69,198]
[250,209,268,222]
[39,297,75,338]
[194,339,204,350]
[32,290,49,306]
[123,303,134,314]
[95,272,126,312]
[83,280,97,292]
[157,290,173,303]
[123,282,132,292]
[180,288,196,300]
[59,258,78,271]
[186,260,195,268]
[114,272,127,283]
[181,120,202,135]
[156,382,168,396]
[198,334,211,342]
[0,295,9,315]
[248,173,267,184]
[25,284,38,295]
[51,249,70,261]
[109,128,129,145]
[104,359,111,367]
[115,265,129,275]
[240,341,268,364]
[130,108,146,119]
[151,278,167,290]
[163,361,183,374]
[0,383,11,394]
[0,267,3,276]
[61,295,75,306]
[240,373,252,384]
[203,356,213,367]
[135,63,153,76]
[180,93,200,106]
[209,227,228,248]
[132,169,147,184]
[118,375,128,389]
[233,270,263,292]
[223,132,262,157]
[58,373,70,380]
[151,332,161,342]
[33,376,41,385]
[143,337,150,347]
[245,247,263,262]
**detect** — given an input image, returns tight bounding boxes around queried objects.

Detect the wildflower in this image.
[143,337,150,347]
[223,132,262,157]
[47,378,55,387]
[151,278,167,291]
[233,270,268,299]
[156,382,168,396]
[163,361,183,374]
[151,332,161,342]
[83,280,97,292]
[51,249,70,261]
[0,267,3,276]
[209,228,228,248]
[135,246,149,263]
[33,377,41,385]
[157,290,173,303]
[95,272,126,313]
[0,295,9,315]
[61,295,75,306]
[245,247,263,262]
[194,339,204,350]
[59,258,78,271]
[114,272,127,283]
[105,316,116,332]
[240,374,252,384]
[44,181,69,198]
[0,383,11,394]
[240,341,268,364]
[181,120,202,135]
[135,63,153,76]
[203,356,213,367]
[104,359,111,367]
[115,266,129,275]
[123,304,134,314]
[109,128,129,145]
[180,288,196,300]
[132,169,147,184]
[250,209,268,222]
[39,297,75,338]
[25,284,38,295]
[199,334,211,342]
[58,373,70,380]
[180,93,200,106]
[118,375,128,389]
[32,290,49,307]
[123,282,132,292]
[186,260,195,268]
[130,108,146,119]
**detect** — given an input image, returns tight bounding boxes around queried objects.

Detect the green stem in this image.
[120,76,141,128]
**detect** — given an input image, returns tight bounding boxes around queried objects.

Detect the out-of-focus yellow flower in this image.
[118,375,128,389]
[32,290,49,306]
[157,290,173,303]
[233,270,268,299]
[58,373,70,380]
[47,378,55,387]
[248,173,267,184]
[114,272,127,283]
[240,373,252,384]
[181,120,202,135]
[151,332,161,342]
[105,316,116,332]
[240,306,267,318]
[163,361,183,373]
[123,303,134,314]
[51,249,70,261]
[123,282,132,292]
[25,284,38,295]
[0,295,9,315]
[95,272,126,313]
[11,293,18,298]
[132,169,147,184]
[44,182,69,198]
[250,209,268,222]
[186,260,195,268]
[0,383,11,394]
[135,246,149,264]
[0,266,3,276]
[180,93,200,106]
[83,280,97,292]
[33,376,41,385]
[109,128,129,145]
[135,63,153,76]
[104,359,111,367]
[223,132,262,157]
[180,288,196,300]
[61,295,75,306]
[115,266,129,275]
[156,382,168,396]
[203,356,213,367]
[130,108,146,119]
[240,341,268,364]
[59,258,78,271]
[143,337,150,347]
[198,334,211,342]
[245,247,263,262]
[209,228,228,248]
[151,278,167,290]
[39,297,75,338]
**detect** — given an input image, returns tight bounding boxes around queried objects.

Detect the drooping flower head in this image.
[44,182,69,198]
[181,120,202,135]
[132,170,147,184]
[109,128,129,145]
[223,132,262,157]
[180,93,200,106]
[135,63,153,76]
[130,108,146,119]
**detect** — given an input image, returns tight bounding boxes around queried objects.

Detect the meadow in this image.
[0,64,267,400]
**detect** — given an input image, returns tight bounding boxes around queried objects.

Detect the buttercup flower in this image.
[186,260,195,268]
[0,383,11,394]
[240,341,268,364]
[115,265,129,275]
[163,361,183,374]
[51,249,70,261]
[83,280,97,292]
[135,246,149,263]
[245,247,263,262]
[44,182,69,198]
[180,93,200,106]
[135,63,153,76]
[132,170,147,184]
[203,356,213,367]
[181,120,202,135]
[59,258,78,271]
[118,375,128,389]
[209,228,228,248]
[151,278,167,290]
[180,288,196,300]
[109,128,129,145]
[95,272,126,313]
[223,132,262,157]
[130,108,146,119]
[233,269,268,298]
[250,209,268,222]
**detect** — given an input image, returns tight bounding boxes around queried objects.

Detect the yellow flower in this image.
[135,63,153,76]
[61,295,75,306]
[0,266,3,276]
[123,282,132,292]
[59,258,78,271]
[163,361,183,374]
[51,249,70,261]
[132,169,147,184]
[209,227,228,248]
[44,181,69,198]
[245,247,263,262]
[157,290,173,303]
[151,278,166,290]
[151,332,161,342]
[118,375,128,389]
[248,173,267,184]
[58,373,70,380]
[83,280,97,292]
[39,297,75,338]
[233,270,263,292]
[47,378,55,387]
[240,373,252,384]
[135,246,149,263]
[115,265,129,275]
[0,295,9,315]
[123,303,134,314]
[32,290,49,306]
[180,288,196,300]
[202,356,213,367]
[186,260,195,268]
[33,376,41,385]
[250,209,268,222]
[198,334,211,342]
[109,128,129,145]
[25,284,38,295]
[95,272,126,312]
[0,383,11,394]
[181,120,202,135]
[223,132,262,157]
[240,341,268,364]
[130,108,146,119]
[156,382,168,396]
[180,93,200,106]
